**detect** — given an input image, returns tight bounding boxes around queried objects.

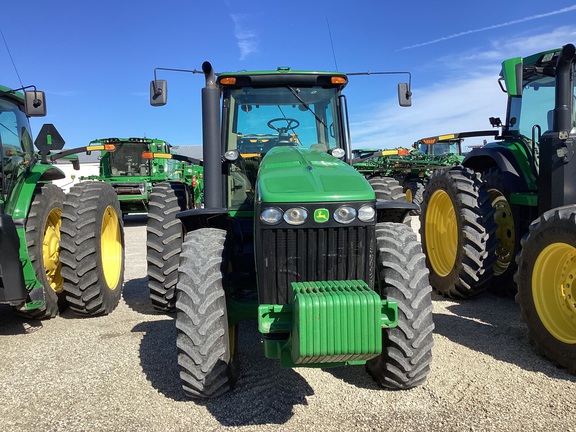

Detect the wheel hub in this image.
[490,191,515,276]
[425,189,458,277]
[42,208,64,293]
[101,206,123,290]
[533,242,576,344]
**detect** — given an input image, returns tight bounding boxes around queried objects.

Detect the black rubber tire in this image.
[366,222,435,389]
[146,182,187,312]
[368,176,407,202]
[20,184,66,319]
[515,206,576,374]
[403,178,425,209]
[60,182,125,316]
[420,166,497,298]
[176,228,239,399]
[483,167,521,297]
[369,176,410,224]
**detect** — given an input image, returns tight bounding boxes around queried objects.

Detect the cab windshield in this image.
[224,86,342,154]
[508,75,563,138]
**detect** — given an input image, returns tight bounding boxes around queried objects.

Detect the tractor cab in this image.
[216,69,350,211]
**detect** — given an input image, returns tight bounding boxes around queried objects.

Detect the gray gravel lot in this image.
[1,215,575,432]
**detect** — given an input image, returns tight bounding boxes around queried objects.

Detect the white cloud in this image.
[352,27,576,150]
[400,5,576,50]
[230,14,258,60]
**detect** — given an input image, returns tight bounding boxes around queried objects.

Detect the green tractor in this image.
[352,130,496,209]
[420,44,576,373]
[0,86,125,319]
[150,63,435,398]
[78,137,203,311]
[80,137,204,215]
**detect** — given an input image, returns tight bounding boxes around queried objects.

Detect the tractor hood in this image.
[256,146,375,203]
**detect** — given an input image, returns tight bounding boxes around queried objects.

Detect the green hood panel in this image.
[257,147,374,203]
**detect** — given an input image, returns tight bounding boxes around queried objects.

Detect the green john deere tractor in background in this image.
[352,130,496,209]
[420,44,576,373]
[79,137,203,311]
[80,137,204,216]
[150,63,435,398]
[0,86,124,319]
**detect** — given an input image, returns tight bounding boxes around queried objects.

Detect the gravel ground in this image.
[1,215,575,432]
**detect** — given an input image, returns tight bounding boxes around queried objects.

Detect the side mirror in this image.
[150,79,167,106]
[24,90,47,117]
[398,83,412,107]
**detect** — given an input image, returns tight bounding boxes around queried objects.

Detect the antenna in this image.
[0,27,24,88]
[326,18,339,71]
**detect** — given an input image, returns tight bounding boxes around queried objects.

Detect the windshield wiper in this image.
[286,86,327,128]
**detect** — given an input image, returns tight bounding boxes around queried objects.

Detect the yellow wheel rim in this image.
[532,242,576,344]
[490,190,515,276]
[101,206,122,290]
[42,207,64,293]
[425,189,458,277]
[405,188,413,203]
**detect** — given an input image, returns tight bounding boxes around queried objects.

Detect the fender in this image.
[462,142,536,192]
[9,163,65,221]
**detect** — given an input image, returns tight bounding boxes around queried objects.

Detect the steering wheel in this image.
[267,118,300,146]
[267,118,300,133]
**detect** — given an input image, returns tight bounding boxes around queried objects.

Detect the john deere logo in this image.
[314,208,329,223]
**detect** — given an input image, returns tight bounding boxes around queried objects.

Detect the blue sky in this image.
[1,1,576,151]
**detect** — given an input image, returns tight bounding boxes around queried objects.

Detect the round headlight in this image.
[331,148,345,159]
[358,204,376,222]
[260,207,283,225]
[283,207,308,225]
[333,206,357,224]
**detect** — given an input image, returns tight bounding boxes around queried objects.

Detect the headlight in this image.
[331,148,345,159]
[333,206,357,224]
[358,204,376,222]
[283,207,308,225]
[260,207,283,225]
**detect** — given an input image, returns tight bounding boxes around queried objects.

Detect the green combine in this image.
[80,137,204,216]
[150,63,435,398]
[0,85,124,319]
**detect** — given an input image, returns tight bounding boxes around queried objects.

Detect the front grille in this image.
[257,225,375,304]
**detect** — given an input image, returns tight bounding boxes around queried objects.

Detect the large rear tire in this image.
[420,166,497,298]
[368,176,407,202]
[147,182,188,312]
[515,206,576,374]
[176,228,239,399]
[366,222,434,389]
[20,184,66,319]
[60,182,124,316]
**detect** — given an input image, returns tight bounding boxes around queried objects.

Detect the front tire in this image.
[21,184,66,319]
[515,206,576,374]
[176,228,239,399]
[366,222,435,389]
[147,182,188,312]
[420,166,497,298]
[60,182,125,316]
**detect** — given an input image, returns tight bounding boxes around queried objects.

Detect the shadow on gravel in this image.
[122,276,166,316]
[433,291,576,382]
[133,319,314,426]
[0,305,44,335]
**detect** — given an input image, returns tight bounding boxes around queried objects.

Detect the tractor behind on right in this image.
[420,43,576,373]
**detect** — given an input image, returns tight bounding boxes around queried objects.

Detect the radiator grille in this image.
[257,225,375,304]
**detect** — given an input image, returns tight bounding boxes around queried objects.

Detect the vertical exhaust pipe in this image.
[201,61,224,210]
[553,43,576,132]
